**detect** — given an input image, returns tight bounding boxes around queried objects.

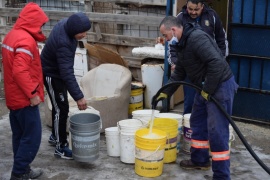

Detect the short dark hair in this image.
[159,16,183,30]
[187,0,204,4]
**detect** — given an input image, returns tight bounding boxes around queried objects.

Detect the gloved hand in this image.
[156,93,168,101]
[201,90,210,101]
[151,93,168,109]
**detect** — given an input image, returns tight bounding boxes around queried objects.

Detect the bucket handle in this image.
[135,145,161,160]
[86,106,103,130]
[117,119,144,133]
[134,134,169,160]
[86,106,102,130]
[132,118,146,127]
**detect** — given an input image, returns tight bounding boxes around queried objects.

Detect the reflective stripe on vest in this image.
[2,44,33,59]
[16,48,33,59]
[2,44,14,52]
[211,150,230,161]
[191,139,209,149]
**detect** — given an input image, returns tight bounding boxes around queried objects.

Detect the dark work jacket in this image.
[178,4,227,56]
[41,18,83,101]
[167,4,227,66]
[164,23,233,96]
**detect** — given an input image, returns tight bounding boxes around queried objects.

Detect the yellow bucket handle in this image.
[135,145,161,160]
[135,134,168,160]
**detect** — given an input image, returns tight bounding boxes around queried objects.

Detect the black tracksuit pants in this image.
[44,76,69,147]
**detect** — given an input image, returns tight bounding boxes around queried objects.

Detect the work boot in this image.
[10,172,29,180]
[180,159,211,170]
[29,168,43,179]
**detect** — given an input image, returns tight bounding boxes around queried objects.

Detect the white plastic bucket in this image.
[141,63,164,109]
[120,133,136,164]
[182,113,192,154]
[155,113,183,153]
[132,109,160,127]
[105,127,120,157]
[118,119,144,134]
[118,119,144,164]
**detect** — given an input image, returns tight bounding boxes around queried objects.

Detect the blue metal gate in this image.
[228,0,270,123]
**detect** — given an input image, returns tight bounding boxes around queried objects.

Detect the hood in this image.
[178,22,201,48]
[64,12,91,37]
[14,2,49,42]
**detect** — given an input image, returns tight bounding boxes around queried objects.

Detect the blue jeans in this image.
[190,76,238,180]
[10,106,42,175]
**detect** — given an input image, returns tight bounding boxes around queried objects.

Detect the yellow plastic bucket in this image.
[152,118,178,163]
[155,113,183,153]
[135,128,167,178]
[129,82,144,115]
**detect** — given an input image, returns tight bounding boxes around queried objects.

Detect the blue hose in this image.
[151,81,270,175]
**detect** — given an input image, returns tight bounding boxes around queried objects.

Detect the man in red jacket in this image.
[1,3,48,180]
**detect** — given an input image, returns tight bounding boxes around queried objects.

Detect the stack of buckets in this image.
[134,128,167,177]
[117,119,144,163]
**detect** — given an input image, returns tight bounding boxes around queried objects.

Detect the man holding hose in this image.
[156,16,238,179]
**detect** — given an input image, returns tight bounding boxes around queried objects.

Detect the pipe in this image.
[151,81,270,175]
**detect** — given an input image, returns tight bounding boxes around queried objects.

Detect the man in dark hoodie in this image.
[157,16,238,180]
[168,0,228,115]
[41,12,91,160]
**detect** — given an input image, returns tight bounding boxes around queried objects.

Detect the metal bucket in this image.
[69,113,101,162]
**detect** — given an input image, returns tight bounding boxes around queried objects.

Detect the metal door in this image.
[228,0,270,124]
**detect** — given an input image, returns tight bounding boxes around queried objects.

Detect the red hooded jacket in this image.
[1,3,48,110]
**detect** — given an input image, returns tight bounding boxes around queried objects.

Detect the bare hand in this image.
[30,95,41,106]
[156,37,165,45]
[77,98,87,110]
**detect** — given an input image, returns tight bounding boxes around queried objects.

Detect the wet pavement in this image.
[0,98,269,179]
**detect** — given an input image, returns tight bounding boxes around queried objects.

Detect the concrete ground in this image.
[0,92,270,179]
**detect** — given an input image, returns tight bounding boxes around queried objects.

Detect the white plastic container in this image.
[105,127,120,157]
[141,63,164,109]
[132,109,160,127]
[182,113,192,154]
[118,119,144,164]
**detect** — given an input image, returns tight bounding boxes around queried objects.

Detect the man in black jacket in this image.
[41,12,91,159]
[157,16,238,180]
[168,0,228,115]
